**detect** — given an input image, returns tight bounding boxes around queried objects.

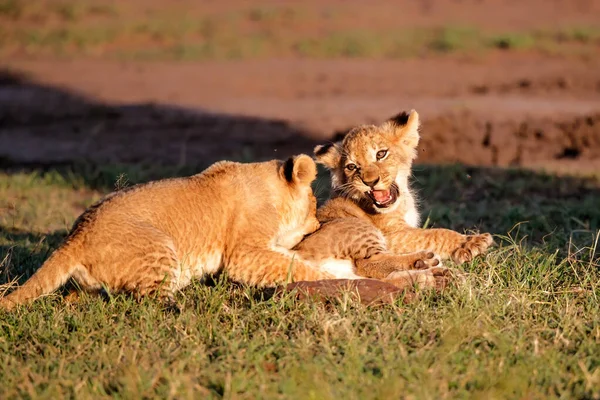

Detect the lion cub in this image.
[294,110,493,288]
[1,155,331,310]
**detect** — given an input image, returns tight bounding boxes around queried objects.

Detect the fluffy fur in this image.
[295,110,493,288]
[1,155,330,310]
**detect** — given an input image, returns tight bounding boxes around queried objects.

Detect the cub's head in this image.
[279,154,320,236]
[314,110,420,214]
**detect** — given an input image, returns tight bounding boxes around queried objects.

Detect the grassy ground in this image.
[0,163,598,399]
[0,0,599,60]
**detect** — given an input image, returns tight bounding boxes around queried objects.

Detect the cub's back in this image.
[72,160,290,237]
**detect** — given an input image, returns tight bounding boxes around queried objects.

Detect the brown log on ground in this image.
[283,279,417,305]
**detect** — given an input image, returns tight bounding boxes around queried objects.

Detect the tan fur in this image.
[1,155,331,310]
[294,110,493,288]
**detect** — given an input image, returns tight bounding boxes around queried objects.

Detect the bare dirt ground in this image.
[1,0,599,174]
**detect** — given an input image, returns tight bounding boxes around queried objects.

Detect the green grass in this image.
[1,164,599,398]
[0,0,116,21]
[0,0,599,60]
[0,0,23,20]
[5,22,600,60]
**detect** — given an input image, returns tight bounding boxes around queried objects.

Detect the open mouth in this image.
[367,188,398,208]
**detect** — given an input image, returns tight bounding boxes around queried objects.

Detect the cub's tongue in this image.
[371,190,391,203]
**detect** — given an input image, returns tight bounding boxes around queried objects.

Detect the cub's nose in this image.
[361,176,380,188]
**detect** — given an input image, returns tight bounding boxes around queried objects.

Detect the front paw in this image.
[384,266,459,291]
[305,217,321,235]
[429,266,467,289]
[413,251,443,270]
[452,233,494,264]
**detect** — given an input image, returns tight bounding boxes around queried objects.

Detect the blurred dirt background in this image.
[1,0,599,174]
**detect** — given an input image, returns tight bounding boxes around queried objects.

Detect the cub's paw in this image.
[413,251,443,270]
[304,216,321,236]
[452,233,494,264]
[429,266,467,290]
[384,266,458,291]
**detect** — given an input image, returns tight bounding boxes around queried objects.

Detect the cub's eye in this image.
[376,149,388,160]
[345,163,357,171]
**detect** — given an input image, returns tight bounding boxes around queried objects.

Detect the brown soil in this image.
[1,0,600,175]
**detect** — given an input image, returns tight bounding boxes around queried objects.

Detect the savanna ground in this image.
[1,0,600,398]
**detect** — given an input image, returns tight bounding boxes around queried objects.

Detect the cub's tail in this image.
[0,246,79,311]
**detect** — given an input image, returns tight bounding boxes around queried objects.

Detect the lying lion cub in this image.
[1,155,332,310]
[294,110,493,288]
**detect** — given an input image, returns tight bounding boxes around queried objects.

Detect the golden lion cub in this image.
[294,110,493,287]
[0,155,331,310]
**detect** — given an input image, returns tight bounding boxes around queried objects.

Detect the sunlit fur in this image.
[315,110,421,220]
[1,155,331,311]
[295,110,493,288]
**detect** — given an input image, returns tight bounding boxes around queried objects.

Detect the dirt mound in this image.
[418,112,600,170]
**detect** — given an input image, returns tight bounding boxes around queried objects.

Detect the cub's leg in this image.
[118,247,179,306]
[355,251,441,280]
[294,218,441,278]
[79,225,181,306]
[225,245,333,286]
[1,225,182,310]
[388,228,494,265]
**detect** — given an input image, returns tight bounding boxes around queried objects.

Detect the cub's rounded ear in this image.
[283,154,317,185]
[313,142,342,169]
[387,109,420,149]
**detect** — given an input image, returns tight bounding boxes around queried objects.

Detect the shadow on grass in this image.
[0,67,322,186]
[0,226,67,286]
[412,164,600,243]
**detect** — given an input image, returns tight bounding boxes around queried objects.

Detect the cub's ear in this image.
[283,154,317,185]
[386,109,420,149]
[313,142,342,169]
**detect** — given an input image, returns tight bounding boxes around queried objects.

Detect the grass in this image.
[0,0,599,60]
[6,23,600,61]
[0,163,599,398]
